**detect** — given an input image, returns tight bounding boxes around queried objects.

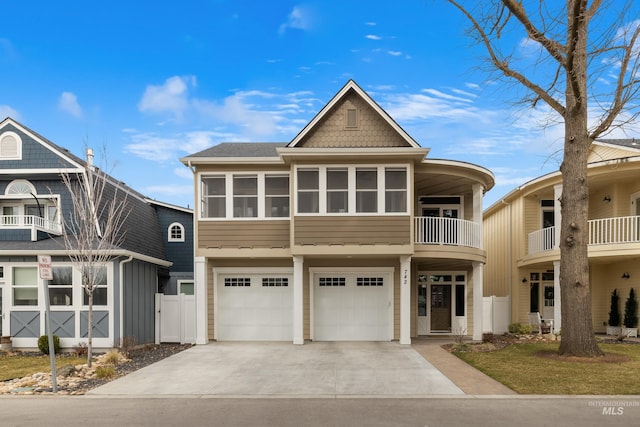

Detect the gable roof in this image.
[287,80,421,149]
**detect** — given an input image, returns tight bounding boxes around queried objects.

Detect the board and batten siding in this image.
[198,220,290,249]
[294,216,411,246]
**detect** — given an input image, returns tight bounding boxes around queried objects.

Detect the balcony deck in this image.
[528,215,640,254]
[1,215,62,241]
[414,216,481,249]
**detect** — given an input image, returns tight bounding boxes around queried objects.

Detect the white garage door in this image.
[217,273,293,341]
[313,270,392,341]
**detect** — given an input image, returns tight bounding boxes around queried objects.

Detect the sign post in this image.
[38,255,57,393]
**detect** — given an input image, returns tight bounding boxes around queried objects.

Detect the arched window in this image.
[6,179,36,196]
[0,131,22,159]
[168,222,185,242]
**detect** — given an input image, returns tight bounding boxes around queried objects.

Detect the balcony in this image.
[1,215,63,241]
[528,215,640,254]
[414,216,481,249]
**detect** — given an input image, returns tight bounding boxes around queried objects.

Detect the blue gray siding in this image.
[122,260,157,345]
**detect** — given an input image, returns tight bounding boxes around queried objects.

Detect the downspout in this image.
[501,198,513,330]
[118,255,134,347]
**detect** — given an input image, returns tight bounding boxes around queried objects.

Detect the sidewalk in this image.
[412,340,516,395]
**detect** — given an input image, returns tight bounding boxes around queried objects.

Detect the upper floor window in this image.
[168,222,185,242]
[296,165,409,215]
[6,179,36,196]
[200,173,290,219]
[0,131,21,160]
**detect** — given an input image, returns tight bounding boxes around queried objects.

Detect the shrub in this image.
[508,323,532,335]
[95,365,116,379]
[103,350,123,365]
[609,289,621,327]
[73,342,88,356]
[623,288,638,328]
[37,335,60,355]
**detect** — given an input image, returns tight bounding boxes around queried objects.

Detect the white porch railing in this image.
[414,216,481,248]
[528,215,640,254]
[0,215,63,236]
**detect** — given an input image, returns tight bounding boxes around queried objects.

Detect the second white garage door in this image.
[217,271,293,341]
[313,269,393,341]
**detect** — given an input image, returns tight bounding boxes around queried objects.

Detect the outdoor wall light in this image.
[522,277,528,283]
[603,196,611,202]
[622,272,630,279]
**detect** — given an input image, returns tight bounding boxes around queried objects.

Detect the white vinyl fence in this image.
[155,293,196,344]
[482,295,511,334]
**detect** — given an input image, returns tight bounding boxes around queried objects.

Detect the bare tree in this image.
[447,0,640,356]
[60,149,129,366]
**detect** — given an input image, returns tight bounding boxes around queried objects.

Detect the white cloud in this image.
[138,75,197,119]
[279,5,314,35]
[173,166,193,180]
[365,22,376,26]
[124,130,231,163]
[387,50,402,56]
[422,88,473,103]
[365,34,382,40]
[0,105,20,119]
[145,183,194,197]
[58,92,83,118]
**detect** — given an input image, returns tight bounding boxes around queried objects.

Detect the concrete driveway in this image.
[89,342,463,397]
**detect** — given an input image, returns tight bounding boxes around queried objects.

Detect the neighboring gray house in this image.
[0,117,193,350]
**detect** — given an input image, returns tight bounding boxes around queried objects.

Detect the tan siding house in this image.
[484,139,640,332]
[182,80,494,344]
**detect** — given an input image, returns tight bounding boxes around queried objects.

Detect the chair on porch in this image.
[528,312,553,334]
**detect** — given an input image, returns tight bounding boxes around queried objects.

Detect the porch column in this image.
[554,184,562,249]
[293,256,304,345]
[194,256,208,344]
[400,256,412,344]
[553,260,561,333]
[472,184,483,246]
[472,261,484,341]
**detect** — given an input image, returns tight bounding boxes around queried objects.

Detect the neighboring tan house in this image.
[0,117,193,350]
[181,80,494,344]
[483,139,640,333]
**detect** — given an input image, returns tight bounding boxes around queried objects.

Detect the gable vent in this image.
[346,108,358,129]
[0,133,19,158]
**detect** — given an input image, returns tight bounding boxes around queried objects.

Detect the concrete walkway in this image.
[412,340,516,395]
[89,341,465,397]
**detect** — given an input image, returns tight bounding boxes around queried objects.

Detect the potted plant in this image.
[607,289,621,335]
[623,288,638,338]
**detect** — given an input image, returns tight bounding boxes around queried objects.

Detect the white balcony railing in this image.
[528,215,640,254]
[414,216,481,249]
[1,215,63,237]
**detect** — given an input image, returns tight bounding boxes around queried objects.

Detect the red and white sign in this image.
[38,254,53,280]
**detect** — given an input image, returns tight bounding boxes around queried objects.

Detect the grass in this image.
[454,342,640,394]
[0,353,87,381]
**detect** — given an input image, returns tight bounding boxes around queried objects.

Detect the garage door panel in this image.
[218,274,293,341]
[313,272,391,341]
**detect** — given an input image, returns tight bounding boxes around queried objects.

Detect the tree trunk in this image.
[87,290,93,367]
[558,0,603,357]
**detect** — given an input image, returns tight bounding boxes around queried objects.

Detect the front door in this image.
[431,285,452,332]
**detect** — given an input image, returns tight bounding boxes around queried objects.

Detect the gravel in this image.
[66,343,193,394]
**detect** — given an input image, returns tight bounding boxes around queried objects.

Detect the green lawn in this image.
[0,354,87,381]
[453,343,640,394]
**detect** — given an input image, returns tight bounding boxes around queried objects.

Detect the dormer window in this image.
[168,222,185,242]
[0,131,22,160]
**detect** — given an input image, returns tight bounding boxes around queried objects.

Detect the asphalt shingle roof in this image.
[187,142,287,158]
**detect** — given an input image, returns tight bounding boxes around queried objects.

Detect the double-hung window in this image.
[49,266,73,306]
[82,266,108,306]
[202,176,226,218]
[233,175,258,218]
[327,168,348,213]
[13,266,38,306]
[385,168,407,213]
[356,168,377,213]
[265,175,290,218]
[297,169,319,214]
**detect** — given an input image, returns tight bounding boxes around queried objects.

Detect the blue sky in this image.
[2,1,640,209]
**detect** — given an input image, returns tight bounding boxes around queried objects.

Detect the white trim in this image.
[309,266,394,341]
[168,222,185,242]
[631,190,640,216]
[194,257,207,344]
